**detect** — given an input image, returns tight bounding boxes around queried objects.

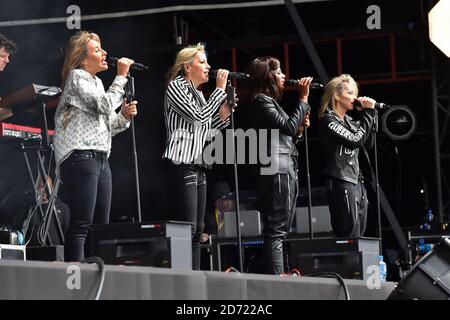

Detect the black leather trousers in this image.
[326,177,368,238]
[255,171,298,275]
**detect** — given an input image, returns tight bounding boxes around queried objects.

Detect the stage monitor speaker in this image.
[87,221,192,270]
[388,236,450,300]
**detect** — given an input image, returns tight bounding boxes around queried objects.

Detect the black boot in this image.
[192,244,201,270]
[264,237,284,275]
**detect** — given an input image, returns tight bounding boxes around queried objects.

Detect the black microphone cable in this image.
[305,272,351,300]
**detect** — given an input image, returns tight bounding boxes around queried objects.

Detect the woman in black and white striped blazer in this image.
[163,43,231,270]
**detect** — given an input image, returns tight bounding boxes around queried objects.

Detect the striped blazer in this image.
[163,75,229,164]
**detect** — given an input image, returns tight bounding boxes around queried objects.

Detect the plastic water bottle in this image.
[379,255,387,282]
[426,209,434,223]
[17,230,24,245]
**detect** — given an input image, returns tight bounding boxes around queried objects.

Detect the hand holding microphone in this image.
[285,79,323,89]
[209,69,249,80]
[107,57,149,76]
[108,57,135,77]
[355,97,376,109]
[211,69,229,91]
[294,77,314,103]
[353,97,390,110]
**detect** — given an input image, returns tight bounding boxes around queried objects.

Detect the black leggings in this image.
[60,150,112,262]
[168,162,207,270]
[326,177,368,238]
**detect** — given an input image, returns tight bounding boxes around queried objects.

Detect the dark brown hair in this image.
[246,56,282,101]
[0,33,17,54]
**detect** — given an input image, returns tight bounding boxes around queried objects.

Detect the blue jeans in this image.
[60,150,112,262]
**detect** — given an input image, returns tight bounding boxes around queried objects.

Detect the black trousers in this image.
[167,162,207,270]
[255,172,298,275]
[60,150,112,262]
[326,177,368,238]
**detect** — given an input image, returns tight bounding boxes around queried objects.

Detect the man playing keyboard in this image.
[0,33,16,73]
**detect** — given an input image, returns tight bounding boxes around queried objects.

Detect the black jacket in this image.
[249,94,310,175]
[319,107,377,184]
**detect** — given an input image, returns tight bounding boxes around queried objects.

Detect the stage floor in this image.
[0,259,395,300]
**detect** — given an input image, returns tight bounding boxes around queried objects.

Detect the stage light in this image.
[381,105,417,140]
[428,0,450,57]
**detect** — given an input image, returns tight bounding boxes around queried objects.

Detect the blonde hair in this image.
[61,31,101,89]
[319,74,358,119]
[166,43,205,85]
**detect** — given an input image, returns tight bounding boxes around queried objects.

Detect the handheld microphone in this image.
[353,99,390,110]
[107,57,149,71]
[285,79,323,89]
[209,70,249,79]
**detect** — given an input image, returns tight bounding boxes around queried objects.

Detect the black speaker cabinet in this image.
[388,236,450,300]
[287,237,380,280]
[27,245,64,261]
[86,221,192,269]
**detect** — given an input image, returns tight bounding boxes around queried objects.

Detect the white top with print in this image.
[53,68,130,172]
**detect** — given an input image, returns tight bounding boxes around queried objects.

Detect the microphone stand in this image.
[373,113,382,254]
[125,73,142,223]
[226,79,243,273]
[304,127,314,239]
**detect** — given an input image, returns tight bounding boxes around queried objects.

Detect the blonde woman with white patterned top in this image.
[54,31,138,262]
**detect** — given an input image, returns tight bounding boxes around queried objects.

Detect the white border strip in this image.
[0,0,329,27]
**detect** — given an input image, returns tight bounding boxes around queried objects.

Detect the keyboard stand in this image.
[21,140,65,246]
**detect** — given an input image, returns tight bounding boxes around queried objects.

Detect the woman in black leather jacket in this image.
[246,56,311,274]
[318,74,377,238]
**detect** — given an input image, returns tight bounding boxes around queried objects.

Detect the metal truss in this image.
[430,47,450,223]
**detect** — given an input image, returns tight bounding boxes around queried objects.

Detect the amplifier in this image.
[86,221,192,269]
[26,245,64,262]
[295,206,332,235]
[0,244,26,260]
[218,210,262,238]
[287,237,380,280]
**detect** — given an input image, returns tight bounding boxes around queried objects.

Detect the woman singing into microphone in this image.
[318,74,377,238]
[163,43,232,270]
[54,31,138,262]
[245,56,311,275]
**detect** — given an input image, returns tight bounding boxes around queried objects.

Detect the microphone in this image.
[107,57,149,71]
[353,99,390,110]
[285,79,323,89]
[209,70,249,79]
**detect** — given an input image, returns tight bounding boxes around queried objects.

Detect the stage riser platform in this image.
[0,260,395,300]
